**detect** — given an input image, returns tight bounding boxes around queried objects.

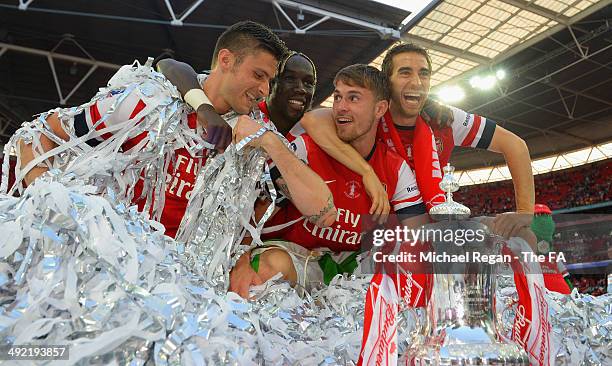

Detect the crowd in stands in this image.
[571,275,607,296]
[553,232,610,263]
[455,159,612,215]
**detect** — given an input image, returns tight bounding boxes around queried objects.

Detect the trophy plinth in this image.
[429,164,471,221]
[406,164,528,365]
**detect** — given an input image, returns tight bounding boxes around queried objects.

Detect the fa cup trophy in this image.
[409,164,529,365]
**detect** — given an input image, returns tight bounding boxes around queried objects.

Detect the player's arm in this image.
[234,116,336,228]
[19,90,149,187]
[156,58,232,150]
[442,103,534,238]
[486,125,535,238]
[18,112,68,186]
[300,108,389,222]
[487,126,534,214]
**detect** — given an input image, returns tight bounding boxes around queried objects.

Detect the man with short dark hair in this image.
[229,65,429,297]
[300,42,535,239]
[16,21,333,238]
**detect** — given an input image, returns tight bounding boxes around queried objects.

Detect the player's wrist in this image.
[259,131,278,150]
[361,164,375,176]
[184,88,212,111]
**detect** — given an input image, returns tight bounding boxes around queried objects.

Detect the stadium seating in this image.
[455,159,612,215]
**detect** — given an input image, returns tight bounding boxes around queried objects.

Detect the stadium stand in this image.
[455,158,612,215]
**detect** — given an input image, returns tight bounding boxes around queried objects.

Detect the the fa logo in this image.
[344,180,362,199]
[435,137,444,153]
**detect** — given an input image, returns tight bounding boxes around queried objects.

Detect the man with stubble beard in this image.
[230,65,429,297]
[300,43,535,240]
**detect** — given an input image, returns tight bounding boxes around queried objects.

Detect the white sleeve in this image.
[288,136,308,163]
[449,105,497,149]
[73,90,145,144]
[391,161,425,214]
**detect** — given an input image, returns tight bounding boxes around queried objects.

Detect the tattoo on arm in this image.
[307,195,335,225]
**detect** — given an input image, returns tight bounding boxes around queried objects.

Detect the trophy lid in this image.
[429,164,471,221]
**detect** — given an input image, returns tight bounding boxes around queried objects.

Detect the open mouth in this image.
[288,99,305,111]
[246,92,257,104]
[403,91,422,106]
[336,116,353,125]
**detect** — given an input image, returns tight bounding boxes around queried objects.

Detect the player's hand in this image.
[197,105,232,152]
[420,98,453,127]
[489,211,534,240]
[229,252,263,299]
[233,115,270,148]
[362,169,390,224]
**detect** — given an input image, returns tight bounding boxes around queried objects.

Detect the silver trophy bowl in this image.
[407,164,529,365]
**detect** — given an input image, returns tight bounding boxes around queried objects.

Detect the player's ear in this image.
[217,48,235,73]
[374,99,388,120]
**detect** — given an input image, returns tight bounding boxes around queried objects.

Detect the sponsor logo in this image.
[462,113,472,127]
[512,304,531,349]
[374,300,397,366]
[535,286,550,366]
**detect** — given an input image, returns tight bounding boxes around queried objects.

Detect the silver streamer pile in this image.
[1,58,209,223]
[0,175,370,364]
[175,110,281,289]
[0,176,610,365]
[496,276,612,365]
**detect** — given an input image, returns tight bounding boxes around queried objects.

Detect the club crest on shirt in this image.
[345,180,362,199]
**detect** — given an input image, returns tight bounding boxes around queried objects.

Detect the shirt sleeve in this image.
[72,89,147,147]
[448,105,497,150]
[391,161,426,215]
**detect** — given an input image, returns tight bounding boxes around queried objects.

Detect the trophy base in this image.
[409,343,529,365]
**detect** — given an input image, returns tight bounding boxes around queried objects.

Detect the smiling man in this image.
[299,43,535,239]
[261,52,315,137]
[16,21,333,238]
[229,65,429,297]
[159,50,390,222]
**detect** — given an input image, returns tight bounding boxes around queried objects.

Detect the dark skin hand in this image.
[156,58,233,151]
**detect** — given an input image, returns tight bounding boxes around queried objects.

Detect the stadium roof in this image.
[0,0,409,143]
[401,0,611,172]
[1,0,611,176]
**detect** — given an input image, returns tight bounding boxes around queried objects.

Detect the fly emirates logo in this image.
[165,153,201,201]
[302,207,364,246]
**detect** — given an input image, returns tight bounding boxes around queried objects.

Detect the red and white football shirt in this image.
[263,134,425,252]
[380,108,496,169]
[72,89,205,238]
